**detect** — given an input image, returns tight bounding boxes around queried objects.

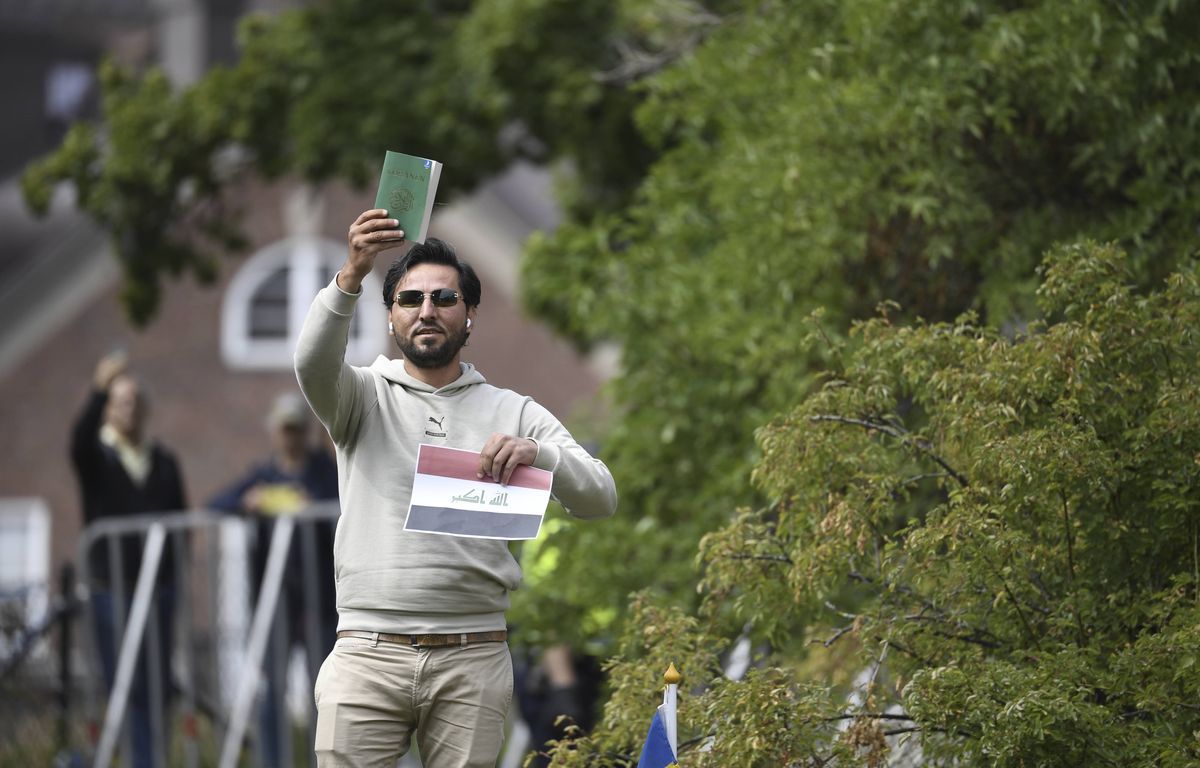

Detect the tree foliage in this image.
[515,0,1200,646]
[21,1,509,324]
[547,244,1200,766]
[19,0,1200,759]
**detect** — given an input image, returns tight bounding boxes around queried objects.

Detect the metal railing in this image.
[76,504,339,768]
[6,503,575,768]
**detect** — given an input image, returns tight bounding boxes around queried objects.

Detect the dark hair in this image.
[381,238,482,309]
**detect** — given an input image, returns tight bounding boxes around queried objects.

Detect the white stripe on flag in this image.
[409,473,549,515]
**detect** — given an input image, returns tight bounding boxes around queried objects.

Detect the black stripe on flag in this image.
[407,505,543,539]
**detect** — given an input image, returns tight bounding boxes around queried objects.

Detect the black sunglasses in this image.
[393,288,461,308]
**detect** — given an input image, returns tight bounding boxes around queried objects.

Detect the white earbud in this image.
[466,318,473,329]
[388,321,394,334]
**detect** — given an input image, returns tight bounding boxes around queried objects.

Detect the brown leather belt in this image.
[336,629,507,647]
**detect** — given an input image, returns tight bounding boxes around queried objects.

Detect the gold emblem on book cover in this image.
[389,187,415,214]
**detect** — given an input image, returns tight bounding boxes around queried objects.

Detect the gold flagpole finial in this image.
[664,663,682,685]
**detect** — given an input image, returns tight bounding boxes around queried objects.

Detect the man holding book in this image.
[296,209,617,767]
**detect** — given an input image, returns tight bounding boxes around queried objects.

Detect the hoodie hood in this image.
[369,357,488,395]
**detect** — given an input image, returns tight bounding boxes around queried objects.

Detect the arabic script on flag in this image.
[405,444,552,540]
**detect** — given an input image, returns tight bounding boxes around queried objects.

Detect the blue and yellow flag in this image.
[636,708,678,768]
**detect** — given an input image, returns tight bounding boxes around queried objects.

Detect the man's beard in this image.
[395,321,469,369]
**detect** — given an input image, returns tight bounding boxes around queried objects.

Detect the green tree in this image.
[20,2,512,324]
[19,0,1200,753]
[514,0,1200,643]
[547,243,1200,766]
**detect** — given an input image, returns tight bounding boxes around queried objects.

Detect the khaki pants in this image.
[313,635,513,767]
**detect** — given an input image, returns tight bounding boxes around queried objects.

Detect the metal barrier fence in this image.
[76,504,339,768]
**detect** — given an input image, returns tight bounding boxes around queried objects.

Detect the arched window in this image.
[221,237,386,370]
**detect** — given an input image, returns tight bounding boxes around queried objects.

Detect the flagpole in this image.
[662,663,681,757]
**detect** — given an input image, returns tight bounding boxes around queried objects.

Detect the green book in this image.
[374,150,443,244]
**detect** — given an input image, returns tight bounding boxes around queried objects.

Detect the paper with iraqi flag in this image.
[405,444,552,540]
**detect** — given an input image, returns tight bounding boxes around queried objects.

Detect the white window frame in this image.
[221,236,386,370]
[0,497,51,653]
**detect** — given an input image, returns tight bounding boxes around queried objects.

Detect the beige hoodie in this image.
[295,278,617,633]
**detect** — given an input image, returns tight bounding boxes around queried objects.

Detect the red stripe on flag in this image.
[416,444,552,490]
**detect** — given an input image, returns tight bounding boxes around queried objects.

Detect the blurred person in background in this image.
[71,351,187,768]
[515,644,604,767]
[208,391,338,767]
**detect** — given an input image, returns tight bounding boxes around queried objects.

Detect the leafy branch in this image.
[809,414,969,488]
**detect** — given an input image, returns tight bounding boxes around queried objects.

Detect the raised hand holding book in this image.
[374,150,443,244]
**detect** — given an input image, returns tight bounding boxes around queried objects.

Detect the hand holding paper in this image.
[406,444,552,540]
[477,433,539,485]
